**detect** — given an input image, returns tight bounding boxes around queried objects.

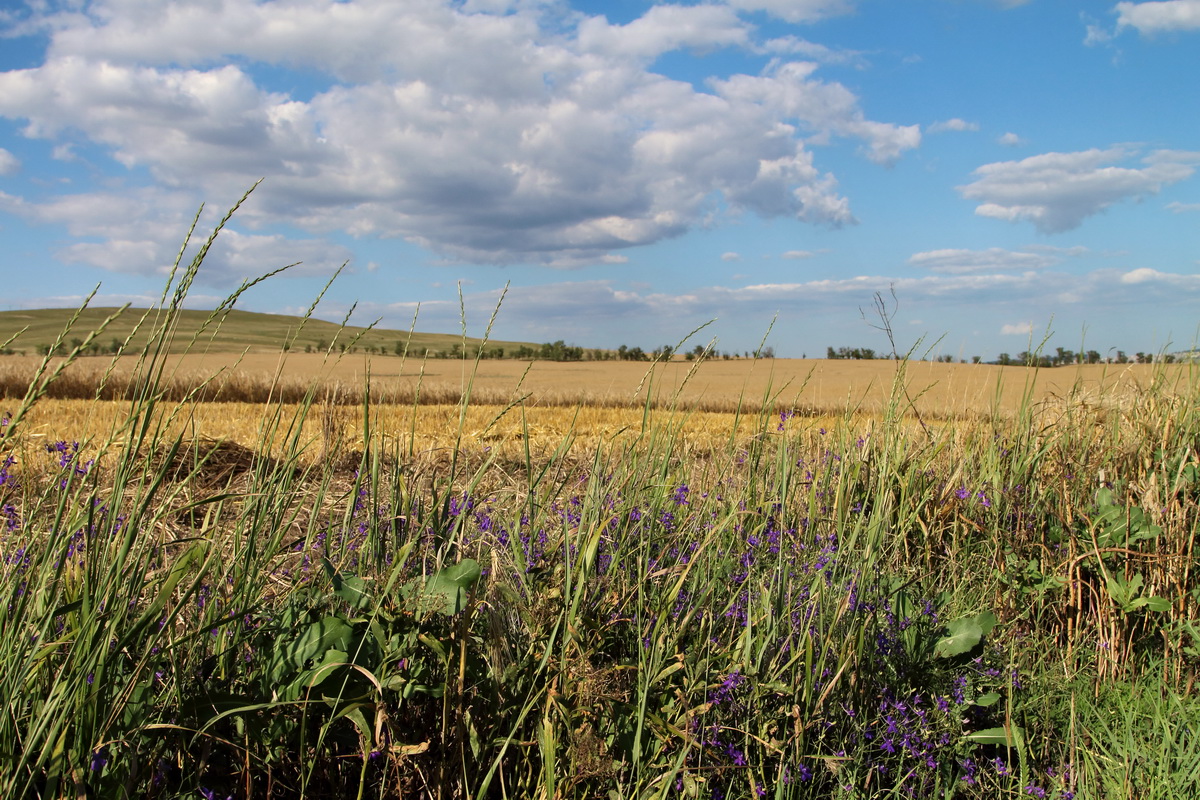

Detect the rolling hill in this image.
[0,306,538,358]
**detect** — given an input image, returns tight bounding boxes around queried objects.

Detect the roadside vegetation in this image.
[1,203,1197,799]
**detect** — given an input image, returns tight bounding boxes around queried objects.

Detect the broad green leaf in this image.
[273,616,355,680]
[965,725,1024,746]
[1105,574,1130,606]
[422,558,482,616]
[333,703,375,747]
[321,557,372,610]
[334,574,371,610]
[974,692,1001,707]
[1138,595,1172,613]
[934,611,997,659]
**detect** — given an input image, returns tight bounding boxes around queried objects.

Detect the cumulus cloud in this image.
[721,252,742,261]
[711,61,921,166]
[1121,267,1200,288]
[1,185,351,281]
[928,118,979,134]
[997,132,1024,147]
[0,0,919,274]
[908,247,1061,274]
[0,148,18,175]
[1000,322,1033,335]
[1167,201,1200,212]
[577,5,751,60]
[958,147,1200,232]
[1116,0,1200,34]
[781,249,815,259]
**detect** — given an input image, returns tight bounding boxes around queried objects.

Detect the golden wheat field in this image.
[2,353,1189,466]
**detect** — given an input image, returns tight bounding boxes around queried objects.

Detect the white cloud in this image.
[1,185,351,281]
[577,5,751,60]
[928,118,979,134]
[781,249,815,259]
[1022,244,1092,257]
[1000,322,1033,335]
[0,148,18,175]
[1120,267,1200,289]
[711,61,921,166]
[1116,0,1200,34]
[723,0,856,24]
[958,147,1200,233]
[1167,201,1200,212]
[908,247,1060,274]
[1083,15,1116,45]
[335,264,1200,345]
[15,290,229,311]
[997,132,1024,147]
[0,0,918,272]
[721,251,742,261]
[758,36,866,67]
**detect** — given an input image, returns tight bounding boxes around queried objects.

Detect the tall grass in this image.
[0,199,1197,798]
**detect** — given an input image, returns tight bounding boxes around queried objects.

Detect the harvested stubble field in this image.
[4,348,1198,800]
[0,353,1184,462]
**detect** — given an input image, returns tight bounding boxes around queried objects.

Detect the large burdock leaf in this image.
[934,611,997,659]
[322,557,372,611]
[420,559,482,616]
[270,615,355,685]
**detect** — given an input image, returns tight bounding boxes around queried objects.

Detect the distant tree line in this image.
[4,336,1184,366]
[826,346,878,360]
[993,347,1169,367]
[824,344,1184,366]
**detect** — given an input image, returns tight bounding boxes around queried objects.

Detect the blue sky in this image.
[1,0,1197,359]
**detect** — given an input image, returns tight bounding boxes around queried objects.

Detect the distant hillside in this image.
[0,307,538,358]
